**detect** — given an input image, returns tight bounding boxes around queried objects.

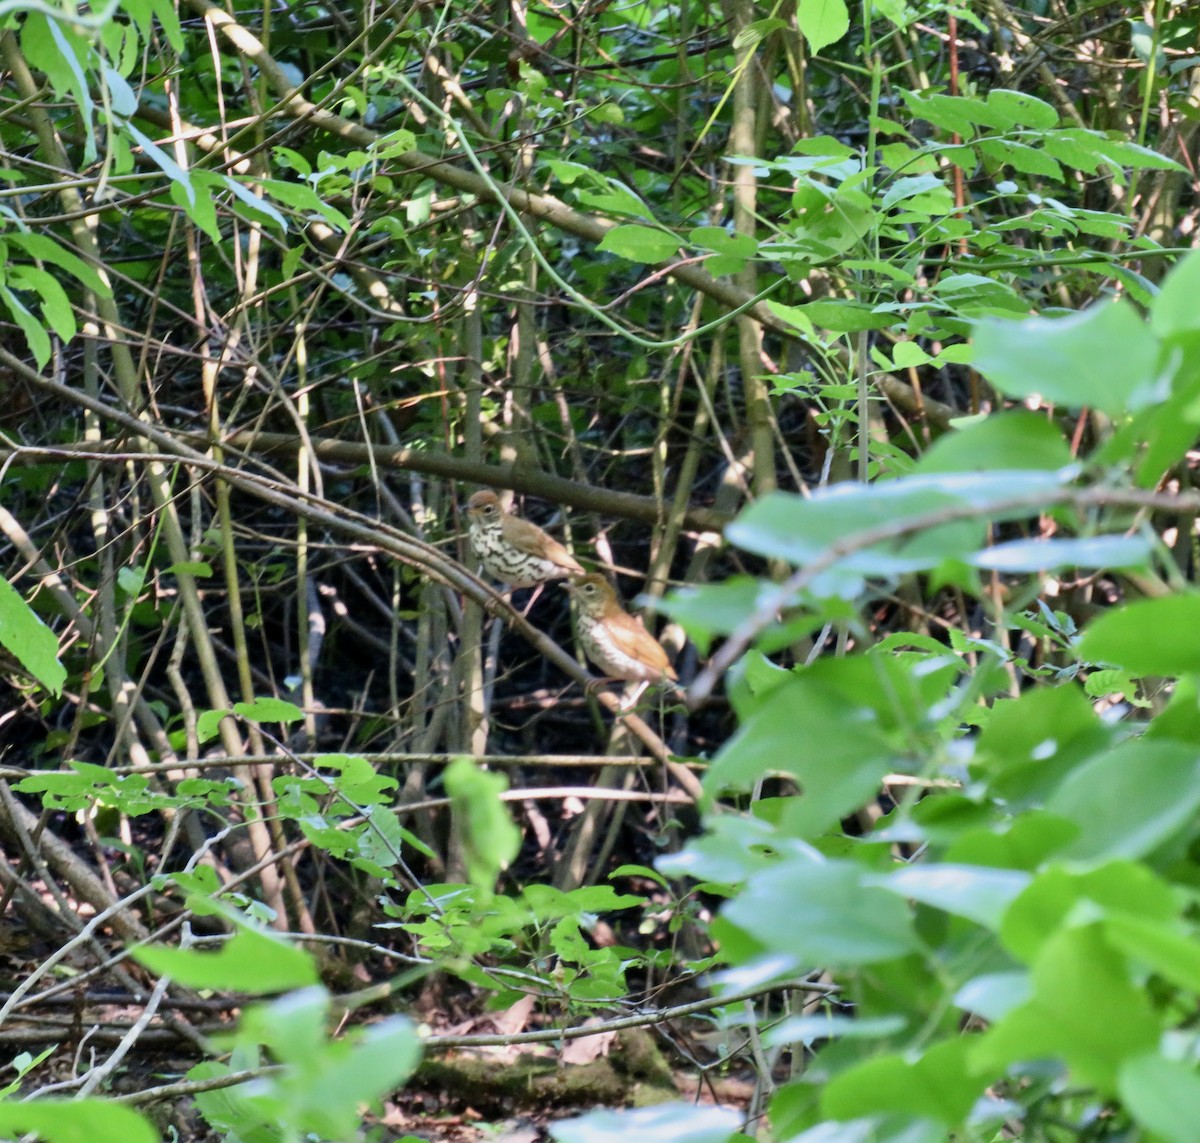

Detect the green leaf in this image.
[1120,1054,1200,1143]
[0,284,51,367]
[764,1013,906,1048]
[972,299,1165,416]
[0,1102,157,1143]
[978,137,1063,180]
[290,1016,422,1138]
[802,299,894,331]
[970,534,1150,573]
[915,411,1073,474]
[796,0,850,54]
[123,119,195,205]
[203,171,288,231]
[720,858,920,965]
[551,1104,741,1143]
[9,265,75,340]
[1046,739,1200,860]
[1151,248,1200,338]
[8,232,110,296]
[446,757,520,890]
[1000,862,1177,963]
[133,923,319,992]
[657,577,809,653]
[779,1117,946,1143]
[881,174,946,210]
[971,924,1159,1092]
[1079,594,1200,675]
[985,89,1059,130]
[234,697,305,725]
[705,668,894,836]
[197,707,230,743]
[597,224,681,263]
[869,865,1030,930]
[953,972,1031,1021]
[1105,914,1200,992]
[725,471,1068,582]
[733,18,787,50]
[821,1039,980,1126]
[0,576,65,694]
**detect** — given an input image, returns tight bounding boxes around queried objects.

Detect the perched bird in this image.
[466,489,584,588]
[563,573,679,687]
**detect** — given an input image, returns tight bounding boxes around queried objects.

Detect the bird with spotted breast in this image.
[563,573,679,689]
[466,489,584,588]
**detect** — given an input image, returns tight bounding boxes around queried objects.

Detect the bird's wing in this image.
[506,517,584,573]
[605,611,677,679]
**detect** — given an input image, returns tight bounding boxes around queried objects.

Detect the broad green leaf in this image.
[202,171,288,231]
[902,91,975,136]
[802,300,894,331]
[1105,914,1200,992]
[0,576,66,694]
[256,177,353,230]
[1119,1054,1200,1143]
[822,1039,980,1126]
[733,18,787,50]
[134,924,319,992]
[720,858,920,965]
[124,119,194,204]
[726,470,1068,579]
[658,814,807,885]
[1151,248,1200,338]
[0,1102,157,1143]
[190,1060,279,1143]
[1079,594,1200,675]
[552,1104,740,1143]
[971,924,1159,1092]
[573,174,655,220]
[286,1016,422,1139]
[197,707,233,743]
[705,669,894,836]
[969,534,1150,573]
[446,757,520,890]
[869,865,1030,930]
[978,137,1062,180]
[597,224,681,263]
[1001,862,1177,962]
[10,265,75,341]
[881,174,946,210]
[986,89,1059,130]
[779,1117,946,1143]
[1046,739,1200,860]
[234,697,304,724]
[915,411,1073,473]
[657,577,818,652]
[0,284,51,367]
[796,0,850,54]
[764,1014,906,1048]
[8,232,110,296]
[972,299,1165,416]
[953,972,1031,1021]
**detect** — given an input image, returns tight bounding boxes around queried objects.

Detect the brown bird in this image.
[466,489,585,588]
[563,573,679,687]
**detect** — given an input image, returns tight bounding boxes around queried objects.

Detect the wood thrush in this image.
[563,573,679,686]
[466,489,585,587]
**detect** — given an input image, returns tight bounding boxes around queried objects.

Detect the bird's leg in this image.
[518,583,545,617]
[618,681,650,712]
[584,675,616,698]
[478,580,510,618]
